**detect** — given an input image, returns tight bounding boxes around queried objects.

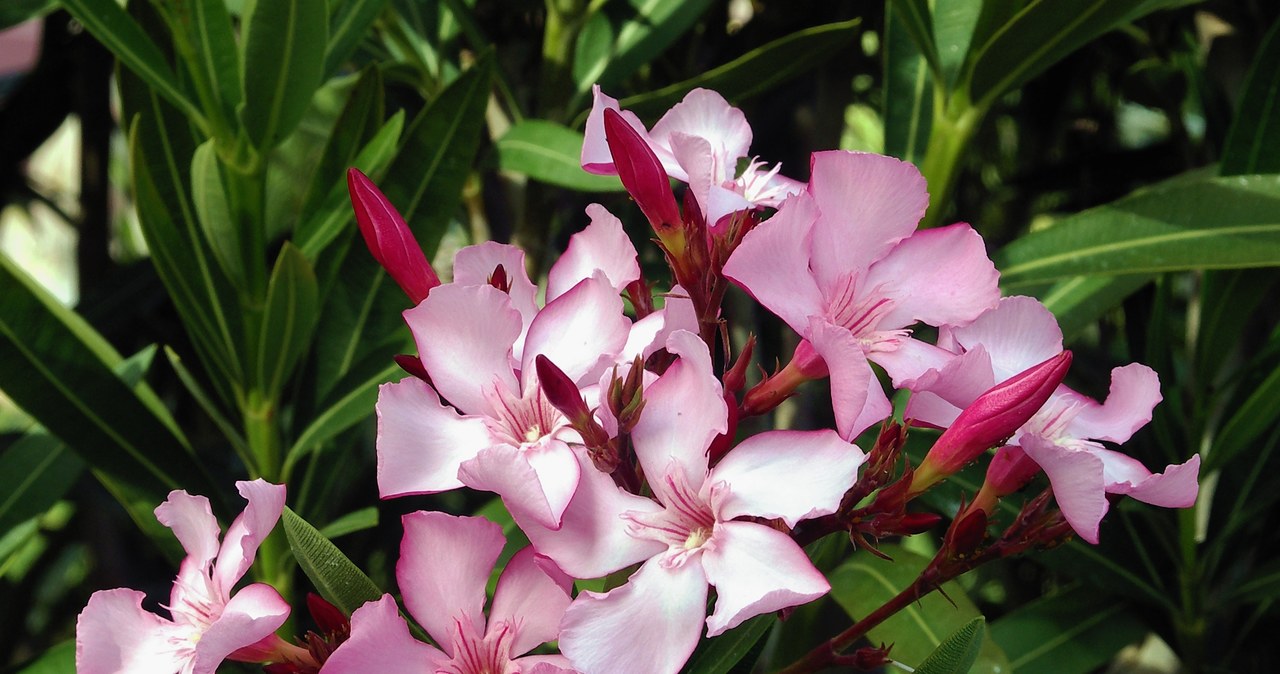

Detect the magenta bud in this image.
[914,351,1072,491]
[394,354,431,383]
[984,445,1042,498]
[347,168,440,304]
[306,593,349,635]
[602,108,682,232]
[535,355,591,422]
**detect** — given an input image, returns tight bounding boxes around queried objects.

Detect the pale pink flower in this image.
[515,331,865,674]
[320,512,575,674]
[375,206,654,529]
[896,296,1200,543]
[724,150,1001,439]
[582,86,804,225]
[76,480,289,674]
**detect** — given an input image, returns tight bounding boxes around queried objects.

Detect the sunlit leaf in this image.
[884,4,934,164]
[281,506,382,615]
[239,0,329,150]
[496,121,625,192]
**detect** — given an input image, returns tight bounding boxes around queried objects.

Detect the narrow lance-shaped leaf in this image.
[60,0,207,129]
[996,174,1280,290]
[914,618,986,674]
[281,506,382,615]
[380,50,494,257]
[324,0,392,78]
[191,140,248,292]
[683,614,775,674]
[299,65,387,225]
[1221,19,1280,176]
[496,120,625,192]
[989,587,1147,674]
[256,243,320,400]
[0,433,84,536]
[239,0,329,151]
[883,4,934,164]
[0,254,215,503]
[617,19,861,119]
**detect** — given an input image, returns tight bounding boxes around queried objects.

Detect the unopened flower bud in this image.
[393,354,431,383]
[912,351,1072,494]
[897,512,943,535]
[723,335,756,394]
[347,169,440,304]
[305,593,348,636]
[850,644,892,670]
[603,109,683,238]
[943,508,988,561]
[609,356,647,432]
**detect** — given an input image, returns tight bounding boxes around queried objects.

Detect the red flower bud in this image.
[347,168,440,304]
[913,351,1071,493]
[306,593,348,636]
[536,355,591,422]
[603,109,682,234]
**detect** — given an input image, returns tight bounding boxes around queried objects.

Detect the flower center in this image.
[483,381,565,449]
[823,272,909,352]
[622,467,716,568]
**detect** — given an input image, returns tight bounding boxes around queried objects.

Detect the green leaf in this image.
[891,0,942,80]
[0,0,55,32]
[281,506,382,615]
[933,0,983,92]
[381,50,493,257]
[883,4,934,164]
[496,121,625,192]
[256,244,320,399]
[325,0,392,78]
[191,141,247,291]
[285,362,400,475]
[299,66,387,225]
[187,0,243,127]
[0,433,83,536]
[239,0,329,151]
[915,617,985,674]
[9,640,74,674]
[618,20,861,119]
[1193,269,1278,389]
[296,110,405,259]
[572,0,716,103]
[60,0,207,129]
[163,347,250,462]
[684,614,775,674]
[990,587,1148,674]
[1221,19,1280,175]
[1208,359,1280,471]
[965,0,1147,107]
[1038,274,1152,342]
[995,174,1280,291]
[0,254,212,502]
[828,545,1008,672]
[318,506,380,539]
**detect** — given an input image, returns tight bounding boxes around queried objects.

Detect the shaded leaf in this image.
[618,20,861,119]
[933,0,983,92]
[1038,273,1151,343]
[915,617,985,674]
[884,4,934,164]
[996,174,1280,290]
[1208,358,1280,471]
[256,243,320,400]
[684,614,775,674]
[0,0,55,31]
[325,0,392,78]
[891,0,942,80]
[186,0,243,127]
[299,66,387,225]
[1220,18,1280,175]
[239,0,329,151]
[990,587,1147,674]
[285,362,401,475]
[829,545,1008,672]
[0,434,83,536]
[191,140,247,291]
[318,507,380,540]
[572,0,716,103]
[281,506,382,615]
[9,640,74,674]
[496,120,625,192]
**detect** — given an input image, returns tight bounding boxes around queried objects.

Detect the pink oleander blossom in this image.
[582,86,804,226]
[375,206,680,529]
[895,296,1200,543]
[513,331,865,674]
[76,480,289,674]
[724,150,1001,440]
[320,512,575,674]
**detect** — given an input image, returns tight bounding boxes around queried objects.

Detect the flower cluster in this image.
[75,86,1200,674]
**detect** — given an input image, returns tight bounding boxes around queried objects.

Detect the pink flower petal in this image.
[522,274,630,388]
[631,331,727,504]
[667,131,718,219]
[806,318,889,441]
[1066,363,1162,443]
[76,589,186,674]
[710,429,865,528]
[519,654,578,673]
[405,284,522,416]
[518,448,664,579]
[901,345,998,428]
[1098,450,1200,508]
[702,521,830,636]
[560,559,709,674]
[806,151,929,291]
[621,285,701,362]
[873,337,957,389]
[375,378,492,498]
[948,297,1063,379]
[192,583,291,674]
[213,480,286,592]
[649,88,751,182]
[458,442,577,530]
[862,223,1000,330]
[704,185,755,229]
[397,512,503,650]
[452,242,540,332]
[321,595,448,674]
[722,193,823,335]
[1019,435,1108,544]
[153,490,220,570]
[489,548,573,656]
[546,204,640,302]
